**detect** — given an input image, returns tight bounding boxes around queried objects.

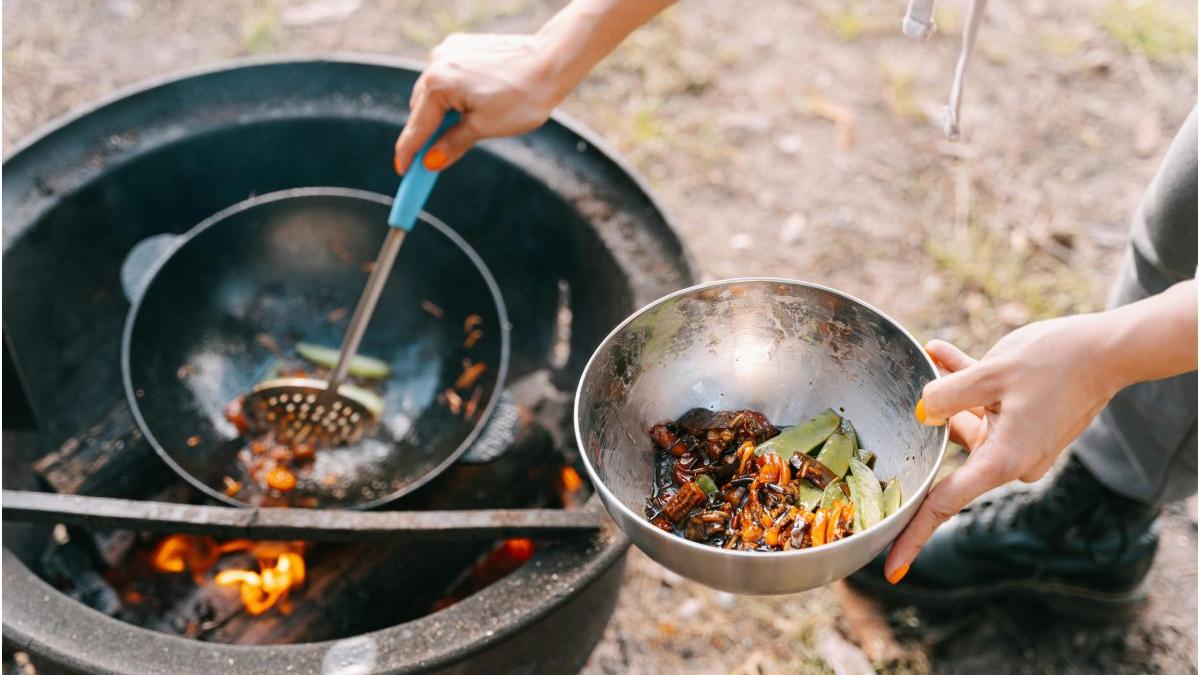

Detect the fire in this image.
[150,534,219,582]
[215,549,306,616]
[558,466,586,508]
[560,467,584,493]
[149,535,305,615]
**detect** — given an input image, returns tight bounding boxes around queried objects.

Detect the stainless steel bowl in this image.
[574,278,948,594]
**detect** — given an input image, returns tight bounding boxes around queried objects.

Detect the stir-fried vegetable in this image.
[296,342,391,379]
[839,417,859,450]
[756,408,840,457]
[645,408,901,551]
[797,482,824,511]
[815,432,853,478]
[882,478,902,517]
[847,458,885,531]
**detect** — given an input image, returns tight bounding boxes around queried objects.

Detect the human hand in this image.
[393,33,562,176]
[883,314,1125,583]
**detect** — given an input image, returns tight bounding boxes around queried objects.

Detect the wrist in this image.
[533,9,600,106]
[1086,311,1134,395]
[1094,293,1172,392]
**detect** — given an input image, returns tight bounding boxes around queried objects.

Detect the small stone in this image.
[779,213,807,245]
[776,133,804,155]
[729,233,754,251]
[677,597,704,619]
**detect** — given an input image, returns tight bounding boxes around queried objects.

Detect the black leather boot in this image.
[848,455,1160,621]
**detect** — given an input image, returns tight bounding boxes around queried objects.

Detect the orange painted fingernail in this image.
[423,147,447,171]
[886,563,910,585]
[914,399,927,424]
[394,154,404,175]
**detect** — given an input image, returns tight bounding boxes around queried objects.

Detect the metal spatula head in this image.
[243,378,381,445]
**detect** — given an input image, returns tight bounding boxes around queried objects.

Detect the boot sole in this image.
[846,569,1153,623]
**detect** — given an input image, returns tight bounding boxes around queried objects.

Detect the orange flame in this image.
[150,535,219,583]
[214,544,306,615]
[558,467,585,508]
[150,535,305,616]
[560,467,584,493]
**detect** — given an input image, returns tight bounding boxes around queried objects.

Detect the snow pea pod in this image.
[815,432,853,479]
[882,478,902,517]
[757,409,840,457]
[847,457,885,531]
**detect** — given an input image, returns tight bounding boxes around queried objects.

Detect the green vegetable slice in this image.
[854,449,877,469]
[339,384,385,418]
[820,480,847,510]
[815,432,853,479]
[848,479,865,532]
[882,479,902,517]
[695,474,718,496]
[839,417,859,451]
[847,458,885,532]
[297,342,391,379]
[756,409,840,457]
[796,482,824,512]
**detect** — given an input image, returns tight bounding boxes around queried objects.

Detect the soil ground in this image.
[4,1,1197,673]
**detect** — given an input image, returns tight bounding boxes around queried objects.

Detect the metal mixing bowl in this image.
[574,278,948,594]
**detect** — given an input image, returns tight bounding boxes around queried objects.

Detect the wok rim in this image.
[121,186,512,511]
[573,276,949,560]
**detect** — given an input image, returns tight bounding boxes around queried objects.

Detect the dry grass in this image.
[1099,0,1197,62]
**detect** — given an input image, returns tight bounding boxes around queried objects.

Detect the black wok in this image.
[121,187,509,509]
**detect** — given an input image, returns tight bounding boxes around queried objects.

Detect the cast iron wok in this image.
[122,187,509,510]
[575,278,947,594]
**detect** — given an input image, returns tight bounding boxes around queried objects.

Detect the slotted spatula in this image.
[243,112,462,446]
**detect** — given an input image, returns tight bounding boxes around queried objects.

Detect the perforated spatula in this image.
[243,112,462,446]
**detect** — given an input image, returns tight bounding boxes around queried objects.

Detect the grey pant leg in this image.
[1075,106,1198,508]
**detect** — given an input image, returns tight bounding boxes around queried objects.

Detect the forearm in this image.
[1102,279,1198,388]
[535,0,676,104]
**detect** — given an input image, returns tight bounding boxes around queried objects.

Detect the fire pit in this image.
[2,56,695,673]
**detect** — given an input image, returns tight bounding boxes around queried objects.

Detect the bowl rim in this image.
[573,276,949,560]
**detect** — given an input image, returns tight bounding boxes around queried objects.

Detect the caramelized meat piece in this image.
[684,512,727,542]
[649,422,679,450]
[661,481,707,524]
[789,452,837,489]
[676,408,779,446]
[672,452,701,485]
[702,429,735,459]
[650,422,690,457]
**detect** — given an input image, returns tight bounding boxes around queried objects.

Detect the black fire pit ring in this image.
[3,55,696,673]
[3,514,626,674]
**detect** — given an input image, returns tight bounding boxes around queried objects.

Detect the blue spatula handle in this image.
[388,110,462,231]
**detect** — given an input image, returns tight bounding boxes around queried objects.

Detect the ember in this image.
[433,538,537,612]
